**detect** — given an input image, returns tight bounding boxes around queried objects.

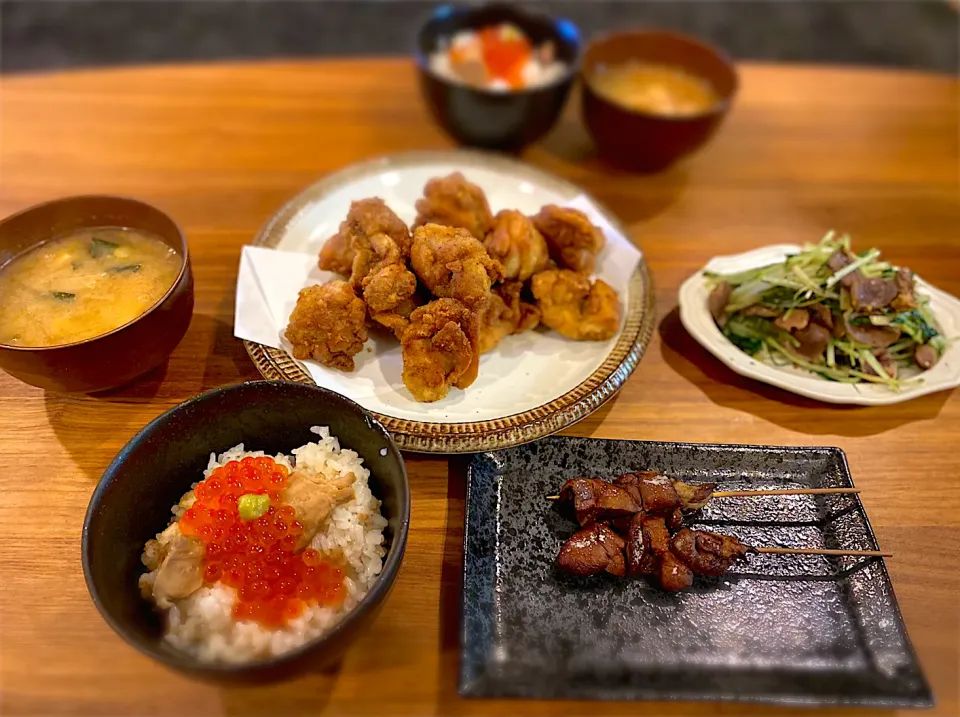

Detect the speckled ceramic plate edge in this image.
[458,436,933,706]
[243,150,656,454]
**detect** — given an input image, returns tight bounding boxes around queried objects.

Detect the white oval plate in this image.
[243,150,655,453]
[678,244,960,405]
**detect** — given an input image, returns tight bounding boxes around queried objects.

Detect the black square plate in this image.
[460,437,932,707]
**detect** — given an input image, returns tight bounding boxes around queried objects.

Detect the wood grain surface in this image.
[1,59,958,717]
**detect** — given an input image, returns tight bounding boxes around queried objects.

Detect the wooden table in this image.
[1,59,957,717]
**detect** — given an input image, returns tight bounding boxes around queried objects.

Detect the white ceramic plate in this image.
[243,150,655,452]
[679,244,960,405]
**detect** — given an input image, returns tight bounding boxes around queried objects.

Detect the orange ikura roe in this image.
[178,456,346,628]
[477,26,532,88]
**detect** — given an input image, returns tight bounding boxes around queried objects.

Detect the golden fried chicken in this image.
[413,172,494,240]
[478,281,541,354]
[362,262,420,338]
[483,209,551,282]
[317,232,353,276]
[317,198,411,275]
[284,281,368,371]
[350,231,403,290]
[401,298,480,402]
[410,224,504,308]
[532,205,606,274]
[531,269,621,341]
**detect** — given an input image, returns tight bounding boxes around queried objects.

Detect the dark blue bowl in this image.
[82,381,410,682]
[416,3,582,150]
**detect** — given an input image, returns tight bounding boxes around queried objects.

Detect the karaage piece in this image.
[483,209,551,282]
[531,269,621,341]
[284,281,368,371]
[317,198,411,275]
[349,231,403,290]
[413,172,494,240]
[410,224,504,308]
[401,298,480,402]
[362,262,420,338]
[478,280,541,354]
[532,205,606,274]
[317,232,353,276]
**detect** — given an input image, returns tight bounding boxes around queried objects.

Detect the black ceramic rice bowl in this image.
[82,381,410,682]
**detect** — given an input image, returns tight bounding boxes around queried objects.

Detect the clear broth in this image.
[588,61,719,116]
[0,227,181,347]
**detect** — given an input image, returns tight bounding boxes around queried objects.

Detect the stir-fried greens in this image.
[706,232,947,389]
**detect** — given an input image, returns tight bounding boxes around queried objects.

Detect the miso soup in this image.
[588,61,719,116]
[0,227,181,347]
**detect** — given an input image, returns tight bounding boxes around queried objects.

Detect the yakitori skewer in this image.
[546,473,860,527]
[556,518,890,592]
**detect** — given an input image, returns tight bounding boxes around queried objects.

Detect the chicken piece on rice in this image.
[400,298,480,402]
[410,224,504,308]
[477,280,541,354]
[413,172,494,240]
[532,204,606,274]
[483,209,551,282]
[531,269,620,341]
[284,281,368,372]
[282,470,357,550]
[318,197,411,275]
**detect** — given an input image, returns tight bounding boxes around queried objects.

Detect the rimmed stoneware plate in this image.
[244,150,655,453]
[679,244,960,405]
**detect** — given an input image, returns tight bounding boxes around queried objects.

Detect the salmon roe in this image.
[179,456,346,628]
[477,26,532,88]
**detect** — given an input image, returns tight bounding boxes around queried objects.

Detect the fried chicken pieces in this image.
[414,172,494,240]
[401,298,479,402]
[284,281,367,371]
[533,205,606,274]
[483,209,550,282]
[285,172,620,402]
[349,230,420,337]
[478,281,540,354]
[531,269,621,341]
[318,198,412,275]
[410,224,504,308]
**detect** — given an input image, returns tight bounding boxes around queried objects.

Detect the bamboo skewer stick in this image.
[753,547,890,558]
[545,487,860,501]
[712,488,860,498]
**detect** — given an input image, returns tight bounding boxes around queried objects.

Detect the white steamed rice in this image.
[138,426,388,664]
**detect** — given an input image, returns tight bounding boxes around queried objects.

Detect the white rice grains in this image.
[138,426,388,664]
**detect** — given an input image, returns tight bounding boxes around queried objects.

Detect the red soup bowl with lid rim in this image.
[581,29,738,172]
[0,195,193,392]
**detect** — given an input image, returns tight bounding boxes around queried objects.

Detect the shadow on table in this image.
[42,312,257,479]
[43,361,170,480]
[657,306,952,437]
[531,116,690,225]
[201,294,265,389]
